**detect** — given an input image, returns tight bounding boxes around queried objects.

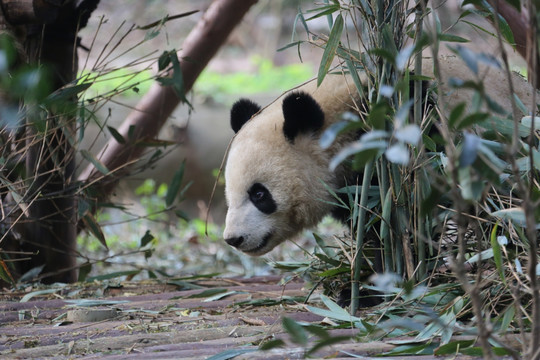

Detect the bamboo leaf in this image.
[396,44,414,71]
[320,121,348,149]
[305,4,340,21]
[459,132,480,167]
[490,208,528,227]
[434,340,475,355]
[318,14,343,86]
[166,160,186,206]
[306,336,352,356]
[385,143,410,165]
[47,82,92,102]
[395,124,421,145]
[438,33,469,43]
[448,102,466,128]
[0,259,15,285]
[64,299,130,306]
[456,112,489,130]
[259,339,286,351]
[498,306,515,334]
[203,291,240,302]
[282,317,308,346]
[82,213,108,250]
[186,288,228,299]
[20,288,61,303]
[85,271,140,282]
[81,150,110,175]
[107,126,125,144]
[330,139,386,171]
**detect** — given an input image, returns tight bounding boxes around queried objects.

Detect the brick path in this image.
[0,276,500,359]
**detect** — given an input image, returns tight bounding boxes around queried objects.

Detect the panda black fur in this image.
[223,56,538,256]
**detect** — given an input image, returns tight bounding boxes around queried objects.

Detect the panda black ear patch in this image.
[230,99,261,133]
[282,91,324,143]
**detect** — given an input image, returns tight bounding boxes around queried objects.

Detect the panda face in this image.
[223,91,333,255]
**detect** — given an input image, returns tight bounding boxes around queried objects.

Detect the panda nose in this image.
[225,236,244,248]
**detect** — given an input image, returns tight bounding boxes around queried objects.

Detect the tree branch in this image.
[78,0,258,199]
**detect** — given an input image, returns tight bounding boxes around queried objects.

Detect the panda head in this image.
[223,91,338,256]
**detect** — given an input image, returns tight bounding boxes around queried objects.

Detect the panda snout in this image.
[225,236,244,248]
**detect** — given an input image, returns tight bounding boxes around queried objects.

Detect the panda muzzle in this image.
[225,236,244,248]
[225,232,273,255]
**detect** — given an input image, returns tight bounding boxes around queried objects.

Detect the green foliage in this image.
[195,57,312,98]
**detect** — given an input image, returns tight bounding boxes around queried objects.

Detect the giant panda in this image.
[222,56,538,256]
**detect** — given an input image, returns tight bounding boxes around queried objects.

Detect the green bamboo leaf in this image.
[0,259,15,285]
[277,41,304,52]
[305,4,340,21]
[456,112,489,130]
[318,14,343,86]
[81,150,110,175]
[107,126,125,144]
[78,263,92,282]
[319,267,349,277]
[478,143,506,172]
[46,82,92,102]
[434,340,475,355]
[480,116,530,137]
[166,160,186,206]
[382,342,437,356]
[259,339,286,351]
[282,317,308,346]
[498,306,515,334]
[306,336,352,356]
[438,33,469,43]
[448,102,466,128]
[157,50,172,71]
[140,230,155,247]
[462,346,512,357]
[82,213,108,250]
[345,59,365,98]
[313,233,336,258]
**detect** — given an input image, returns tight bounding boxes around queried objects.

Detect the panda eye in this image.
[253,190,266,201]
[248,183,277,214]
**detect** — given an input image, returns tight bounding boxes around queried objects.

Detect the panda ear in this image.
[282,91,324,143]
[230,99,261,133]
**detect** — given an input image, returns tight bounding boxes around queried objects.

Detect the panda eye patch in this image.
[248,183,277,214]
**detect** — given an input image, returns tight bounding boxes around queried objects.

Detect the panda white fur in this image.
[223,56,538,256]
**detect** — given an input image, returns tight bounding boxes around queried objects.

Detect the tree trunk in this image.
[23,1,80,283]
[0,0,98,284]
